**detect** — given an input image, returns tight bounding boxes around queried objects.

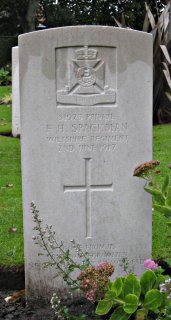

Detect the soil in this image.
[0,291,97,320]
[0,266,96,320]
[0,261,171,320]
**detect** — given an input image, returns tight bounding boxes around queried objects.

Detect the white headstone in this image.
[12,46,20,137]
[19,26,153,300]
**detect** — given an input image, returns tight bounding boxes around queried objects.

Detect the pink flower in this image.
[96,262,108,270]
[144,259,158,270]
[86,289,96,302]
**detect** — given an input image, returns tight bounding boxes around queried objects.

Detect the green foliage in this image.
[122,273,141,297]
[146,170,171,224]
[31,202,92,288]
[0,0,167,38]
[0,85,12,135]
[51,293,87,320]
[55,0,165,30]
[0,68,11,86]
[134,158,171,227]
[96,270,170,320]
[140,270,156,294]
[0,37,17,68]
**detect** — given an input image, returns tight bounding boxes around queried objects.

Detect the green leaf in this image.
[104,290,117,300]
[123,294,139,314]
[154,275,166,289]
[140,270,156,295]
[165,258,171,267]
[79,264,88,271]
[143,289,162,311]
[64,249,70,260]
[166,186,171,207]
[122,274,141,298]
[109,307,131,320]
[153,204,171,217]
[162,174,170,194]
[96,300,113,315]
[110,277,123,297]
[144,187,165,204]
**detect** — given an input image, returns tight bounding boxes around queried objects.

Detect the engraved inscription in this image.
[64,158,113,239]
[46,112,129,153]
[56,46,116,106]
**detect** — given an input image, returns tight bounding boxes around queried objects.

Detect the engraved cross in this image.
[64,158,113,239]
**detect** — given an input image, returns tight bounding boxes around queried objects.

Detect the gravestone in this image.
[12,46,20,137]
[19,26,152,300]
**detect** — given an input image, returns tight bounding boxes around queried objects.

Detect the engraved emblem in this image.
[57,46,116,106]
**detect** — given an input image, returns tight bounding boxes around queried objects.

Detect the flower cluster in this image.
[51,294,66,320]
[160,278,171,300]
[133,160,160,180]
[144,259,158,271]
[77,262,115,302]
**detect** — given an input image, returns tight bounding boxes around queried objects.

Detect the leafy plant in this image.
[0,93,12,105]
[114,2,171,124]
[133,160,171,227]
[0,68,11,86]
[96,269,171,320]
[31,202,92,289]
[51,293,87,320]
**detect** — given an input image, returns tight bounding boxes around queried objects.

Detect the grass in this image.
[0,86,11,99]
[0,86,23,266]
[0,135,23,266]
[152,124,171,261]
[0,85,171,266]
[0,86,12,135]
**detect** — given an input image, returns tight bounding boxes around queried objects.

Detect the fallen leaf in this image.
[6,183,13,188]
[8,227,17,233]
[5,289,25,303]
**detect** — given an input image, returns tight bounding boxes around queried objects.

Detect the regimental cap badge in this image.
[75,45,97,60]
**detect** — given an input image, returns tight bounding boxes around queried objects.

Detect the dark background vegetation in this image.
[0,0,171,123]
[0,0,167,35]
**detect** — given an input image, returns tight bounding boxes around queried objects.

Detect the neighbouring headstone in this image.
[12,46,20,137]
[19,26,153,300]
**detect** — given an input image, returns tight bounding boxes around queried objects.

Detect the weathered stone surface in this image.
[19,26,153,300]
[12,46,20,137]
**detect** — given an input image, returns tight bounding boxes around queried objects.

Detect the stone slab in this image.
[19,26,153,300]
[12,46,20,137]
